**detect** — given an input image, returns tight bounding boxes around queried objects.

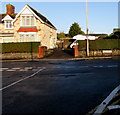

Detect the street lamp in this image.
[86,0,89,56]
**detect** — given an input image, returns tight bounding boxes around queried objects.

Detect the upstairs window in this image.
[5,20,13,29]
[21,16,35,26]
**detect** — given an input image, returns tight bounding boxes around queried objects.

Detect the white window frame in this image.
[4,20,13,29]
[20,15,36,27]
[19,32,37,42]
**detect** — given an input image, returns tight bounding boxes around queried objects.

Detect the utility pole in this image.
[86,0,89,56]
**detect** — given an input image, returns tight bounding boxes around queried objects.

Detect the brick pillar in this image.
[74,45,79,57]
[38,46,44,58]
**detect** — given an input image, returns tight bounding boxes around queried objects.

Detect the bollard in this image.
[74,45,79,57]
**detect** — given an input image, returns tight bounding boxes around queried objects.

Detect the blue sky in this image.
[1,2,118,34]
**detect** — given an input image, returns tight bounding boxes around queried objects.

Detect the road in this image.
[1,58,120,115]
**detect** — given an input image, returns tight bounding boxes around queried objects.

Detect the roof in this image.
[0,14,6,23]
[17,27,38,32]
[26,4,56,30]
[73,34,99,40]
[0,4,56,30]
[0,13,17,23]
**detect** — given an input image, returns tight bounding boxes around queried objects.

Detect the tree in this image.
[103,30,120,39]
[113,31,120,39]
[57,32,66,39]
[68,22,85,37]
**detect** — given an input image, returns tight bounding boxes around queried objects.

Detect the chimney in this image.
[6,4,15,15]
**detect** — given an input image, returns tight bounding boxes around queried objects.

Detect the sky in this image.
[0,1,119,34]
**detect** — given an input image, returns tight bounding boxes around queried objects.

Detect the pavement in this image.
[1,58,120,115]
[1,56,114,62]
[1,48,120,62]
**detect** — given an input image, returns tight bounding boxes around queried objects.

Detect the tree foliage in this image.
[57,32,66,39]
[78,39,120,50]
[104,30,120,39]
[68,22,85,37]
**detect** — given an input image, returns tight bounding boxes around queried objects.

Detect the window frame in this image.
[19,32,37,42]
[4,20,13,29]
[20,15,36,27]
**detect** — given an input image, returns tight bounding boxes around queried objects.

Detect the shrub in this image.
[1,42,40,53]
[78,39,120,50]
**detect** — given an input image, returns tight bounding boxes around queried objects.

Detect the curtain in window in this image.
[21,16,34,26]
[19,34,35,42]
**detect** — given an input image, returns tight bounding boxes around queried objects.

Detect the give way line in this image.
[0,67,46,91]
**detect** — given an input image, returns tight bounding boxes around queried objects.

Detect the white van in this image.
[70,40,78,48]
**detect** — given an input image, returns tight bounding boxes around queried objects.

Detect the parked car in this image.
[70,39,78,48]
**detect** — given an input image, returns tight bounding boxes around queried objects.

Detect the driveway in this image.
[45,48,74,59]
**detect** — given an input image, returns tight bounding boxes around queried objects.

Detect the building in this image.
[0,4,57,49]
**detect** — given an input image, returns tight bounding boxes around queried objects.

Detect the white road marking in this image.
[93,66,98,68]
[6,69,16,71]
[1,65,118,72]
[107,105,120,110]
[1,68,8,70]
[0,67,46,91]
[12,68,21,70]
[19,69,28,71]
[99,66,103,67]
[25,67,33,69]
[107,65,118,68]
[93,84,120,114]
[93,65,118,68]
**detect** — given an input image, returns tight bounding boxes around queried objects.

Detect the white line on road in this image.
[0,67,46,91]
[19,69,28,71]
[12,68,21,70]
[93,65,118,68]
[93,84,120,114]
[1,68,8,70]
[6,69,16,71]
[24,67,33,69]
[107,65,118,68]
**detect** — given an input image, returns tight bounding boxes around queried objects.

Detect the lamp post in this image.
[86,0,89,56]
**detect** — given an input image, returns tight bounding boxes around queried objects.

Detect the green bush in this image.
[1,42,40,53]
[78,39,120,50]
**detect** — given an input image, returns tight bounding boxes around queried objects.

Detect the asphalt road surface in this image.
[1,58,120,115]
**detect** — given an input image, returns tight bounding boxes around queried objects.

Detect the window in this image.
[21,16,35,26]
[5,20,13,29]
[19,34,36,42]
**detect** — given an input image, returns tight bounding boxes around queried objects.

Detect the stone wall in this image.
[1,53,38,60]
[78,50,120,57]
[1,49,54,60]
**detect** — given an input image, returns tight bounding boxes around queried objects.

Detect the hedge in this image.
[1,42,41,53]
[78,39,120,50]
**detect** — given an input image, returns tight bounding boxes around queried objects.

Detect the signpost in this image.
[86,0,89,56]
